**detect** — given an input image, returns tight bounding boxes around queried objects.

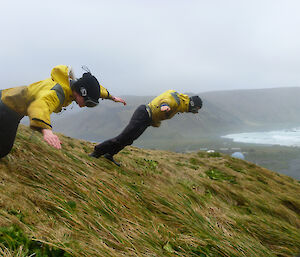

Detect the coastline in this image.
[222,127,300,147]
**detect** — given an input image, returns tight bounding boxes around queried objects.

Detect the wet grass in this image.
[0,125,299,256]
[0,225,72,257]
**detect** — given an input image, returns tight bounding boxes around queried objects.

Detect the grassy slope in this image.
[0,125,299,257]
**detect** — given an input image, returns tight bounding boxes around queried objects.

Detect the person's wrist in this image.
[42,128,52,136]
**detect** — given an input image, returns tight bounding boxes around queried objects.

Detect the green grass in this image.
[0,125,299,257]
[205,168,237,184]
[0,225,72,257]
[207,152,222,158]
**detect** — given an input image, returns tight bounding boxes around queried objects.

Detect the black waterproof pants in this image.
[0,90,23,158]
[94,105,151,156]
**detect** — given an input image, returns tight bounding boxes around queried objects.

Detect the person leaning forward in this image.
[90,90,202,166]
[0,65,126,158]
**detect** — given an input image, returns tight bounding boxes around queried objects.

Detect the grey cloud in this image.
[1,0,300,95]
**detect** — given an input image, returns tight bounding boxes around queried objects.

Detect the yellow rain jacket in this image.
[0,65,110,130]
[147,90,190,127]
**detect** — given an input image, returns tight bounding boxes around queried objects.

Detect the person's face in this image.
[194,107,201,113]
[190,106,201,114]
[73,91,85,107]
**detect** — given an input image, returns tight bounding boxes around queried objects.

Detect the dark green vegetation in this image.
[0,225,71,256]
[141,135,300,180]
[241,144,300,180]
[0,125,300,256]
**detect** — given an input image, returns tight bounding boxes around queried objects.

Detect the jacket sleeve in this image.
[27,91,61,130]
[99,85,111,99]
[160,98,174,108]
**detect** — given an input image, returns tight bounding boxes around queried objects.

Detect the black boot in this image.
[103,153,121,167]
[89,151,102,158]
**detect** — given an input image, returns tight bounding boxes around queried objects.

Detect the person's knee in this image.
[0,139,15,159]
[124,139,134,146]
[115,137,134,147]
[0,147,12,158]
[111,138,121,145]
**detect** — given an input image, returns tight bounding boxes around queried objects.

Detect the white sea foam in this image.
[222,128,300,147]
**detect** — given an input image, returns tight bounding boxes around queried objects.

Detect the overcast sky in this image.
[1,0,300,95]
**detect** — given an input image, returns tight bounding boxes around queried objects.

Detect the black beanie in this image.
[189,96,202,110]
[73,72,100,102]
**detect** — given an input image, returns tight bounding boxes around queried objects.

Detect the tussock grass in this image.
[0,125,299,256]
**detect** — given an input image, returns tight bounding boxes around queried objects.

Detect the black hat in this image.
[189,96,202,113]
[72,72,100,107]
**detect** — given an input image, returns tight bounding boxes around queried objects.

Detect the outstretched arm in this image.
[27,91,63,149]
[110,95,127,105]
[99,85,126,105]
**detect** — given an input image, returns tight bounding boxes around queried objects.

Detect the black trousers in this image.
[0,90,23,158]
[94,105,151,156]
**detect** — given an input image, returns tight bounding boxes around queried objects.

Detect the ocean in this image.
[222,128,300,147]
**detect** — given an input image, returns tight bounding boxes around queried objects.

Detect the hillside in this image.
[51,87,300,145]
[0,125,300,257]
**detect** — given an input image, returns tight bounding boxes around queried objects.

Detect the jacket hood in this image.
[51,65,71,88]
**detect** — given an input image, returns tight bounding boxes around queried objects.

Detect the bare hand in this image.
[161,105,171,112]
[112,96,126,105]
[42,129,62,149]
